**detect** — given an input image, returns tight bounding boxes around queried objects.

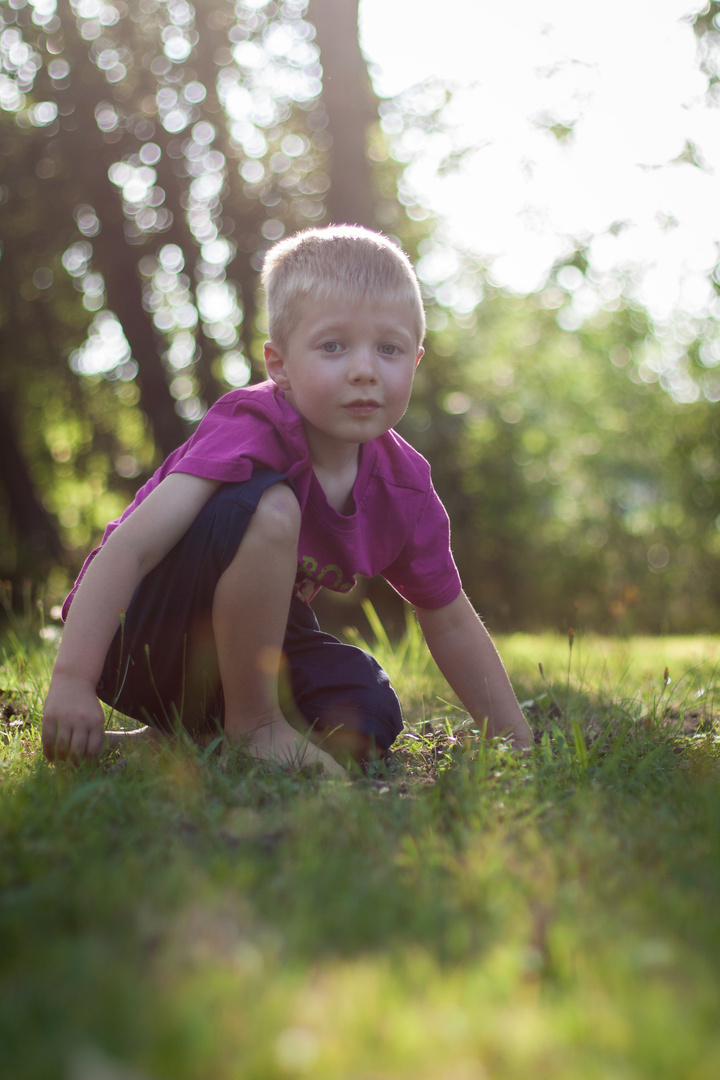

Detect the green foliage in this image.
[2,625,720,1079]
[401,290,720,632]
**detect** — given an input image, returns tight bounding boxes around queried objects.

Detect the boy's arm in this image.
[43,473,220,762]
[414,591,532,751]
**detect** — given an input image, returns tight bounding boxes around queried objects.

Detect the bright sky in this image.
[359,0,720,325]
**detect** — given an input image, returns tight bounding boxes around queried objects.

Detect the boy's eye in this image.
[379,343,400,356]
[321,341,341,354]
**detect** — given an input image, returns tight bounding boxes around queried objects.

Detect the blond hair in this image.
[261,225,426,348]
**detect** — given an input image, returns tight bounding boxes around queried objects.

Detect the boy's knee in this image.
[253,482,301,547]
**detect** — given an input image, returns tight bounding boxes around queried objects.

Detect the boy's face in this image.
[264,294,423,460]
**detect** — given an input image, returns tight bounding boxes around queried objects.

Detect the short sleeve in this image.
[165,394,295,484]
[382,487,462,609]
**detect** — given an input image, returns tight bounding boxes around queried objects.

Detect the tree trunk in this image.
[93,226,189,458]
[55,0,189,458]
[306,0,378,228]
[0,383,63,577]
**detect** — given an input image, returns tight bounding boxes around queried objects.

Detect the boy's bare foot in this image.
[104,719,347,777]
[238,714,347,777]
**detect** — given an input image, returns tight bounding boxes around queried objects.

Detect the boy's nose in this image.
[349,347,378,382]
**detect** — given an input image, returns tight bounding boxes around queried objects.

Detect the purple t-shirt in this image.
[63,381,462,618]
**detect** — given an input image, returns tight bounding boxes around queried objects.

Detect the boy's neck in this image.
[302,419,360,472]
[308,439,361,515]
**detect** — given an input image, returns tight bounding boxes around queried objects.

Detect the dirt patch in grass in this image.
[0,690,29,740]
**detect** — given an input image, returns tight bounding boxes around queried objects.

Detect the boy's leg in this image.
[211,484,345,774]
[97,472,288,734]
[282,596,404,764]
[97,474,345,774]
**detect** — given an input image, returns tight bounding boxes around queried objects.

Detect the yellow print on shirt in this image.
[299,555,354,593]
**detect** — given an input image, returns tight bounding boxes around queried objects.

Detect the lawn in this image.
[1,608,719,1080]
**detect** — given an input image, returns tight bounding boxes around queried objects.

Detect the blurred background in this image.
[1,0,719,635]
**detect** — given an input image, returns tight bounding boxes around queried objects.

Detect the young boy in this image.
[42,225,532,772]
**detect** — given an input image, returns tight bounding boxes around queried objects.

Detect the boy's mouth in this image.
[344,399,381,416]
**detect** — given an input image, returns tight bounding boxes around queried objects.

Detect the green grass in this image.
[1,608,720,1080]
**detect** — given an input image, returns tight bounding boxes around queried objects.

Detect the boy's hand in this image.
[42,674,107,762]
[415,592,533,752]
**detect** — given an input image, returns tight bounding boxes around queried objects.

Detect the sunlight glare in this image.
[360,0,717,319]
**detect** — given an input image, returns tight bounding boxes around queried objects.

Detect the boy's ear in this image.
[264,341,291,389]
[415,346,424,368]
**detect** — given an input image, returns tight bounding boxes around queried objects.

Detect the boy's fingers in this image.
[86,726,106,759]
[53,724,74,761]
[43,718,101,763]
[66,727,87,762]
[61,733,84,763]
[67,720,106,762]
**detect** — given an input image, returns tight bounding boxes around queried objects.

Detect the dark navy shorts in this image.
[97,470,403,752]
